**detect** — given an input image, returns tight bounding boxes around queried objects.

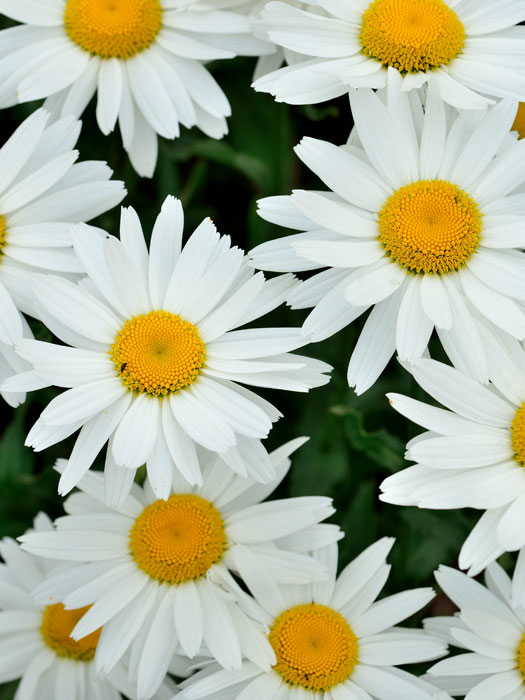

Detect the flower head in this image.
[178,538,446,700]
[381,328,525,576]
[19,440,342,699]
[250,89,525,393]
[0,514,176,700]
[3,196,331,499]
[427,560,525,698]
[0,0,272,176]
[0,108,125,406]
[253,0,525,109]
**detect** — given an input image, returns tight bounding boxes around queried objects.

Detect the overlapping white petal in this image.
[19,440,342,699]
[177,539,446,700]
[2,196,331,498]
[381,337,525,576]
[0,108,125,405]
[250,90,525,393]
[0,0,273,176]
[427,561,525,699]
[0,515,177,700]
[252,0,525,109]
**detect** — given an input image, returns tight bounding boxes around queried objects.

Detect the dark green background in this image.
[0,56,490,699]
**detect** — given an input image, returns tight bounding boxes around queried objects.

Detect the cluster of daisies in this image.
[0,0,525,699]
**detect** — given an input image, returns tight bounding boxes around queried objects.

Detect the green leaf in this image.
[289,413,349,497]
[0,403,35,480]
[335,406,405,473]
[0,681,17,699]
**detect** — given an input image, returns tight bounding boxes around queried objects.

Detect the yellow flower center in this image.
[512,104,525,140]
[110,310,206,396]
[360,0,465,73]
[64,0,162,60]
[269,603,359,692]
[378,179,482,274]
[517,633,525,679]
[0,216,6,261]
[512,404,525,466]
[40,604,101,661]
[129,494,227,584]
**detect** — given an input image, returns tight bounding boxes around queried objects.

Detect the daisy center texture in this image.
[517,634,525,678]
[360,0,465,73]
[513,103,525,140]
[64,0,162,60]
[378,179,482,274]
[268,603,359,692]
[110,310,206,396]
[511,404,525,466]
[0,216,6,258]
[40,603,101,661]
[129,494,227,584]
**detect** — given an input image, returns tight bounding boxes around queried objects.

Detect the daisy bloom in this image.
[19,440,341,699]
[380,326,525,576]
[177,538,446,700]
[252,0,525,109]
[0,0,272,177]
[0,107,125,406]
[2,195,330,498]
[426,561,525,700]
[0,514,177,700]
[250,88,525,393]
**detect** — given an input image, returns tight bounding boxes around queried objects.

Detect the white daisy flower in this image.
[252,0,525,109]
[0,107,125,406]
[250,88,525,393]
[0,514,177,700]
[0,0,272,177]
[18,440,342,699]
[380,332,525,576]
[1,195,331,498]
[426,561,525,699]
[177,538,446,700]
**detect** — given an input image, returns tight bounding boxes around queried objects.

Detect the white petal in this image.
[396,276,434,363]
[409,358,514,428]
[96,58,123,135]
[174,582,203,658]
[111,394,159,469]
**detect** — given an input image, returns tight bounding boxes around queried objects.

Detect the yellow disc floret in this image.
[512,103,525,140]
[360,0,465,73]
[512,404,525,466]
[129,494,227,584]
[64,0,162,60]
[110,310,206,396]
[41,604,101,661]
[517,633,525,679]
[269,603,359,692]
[0,216,6,260]
[378,179,482,274]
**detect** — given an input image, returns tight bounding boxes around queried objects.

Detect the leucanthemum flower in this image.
[380,327,525,577]
[0,514,177,700]
[252,0,525,109]
[426,562,525,699]
[250,88,525,393]
[19,441,342,699]
[1,196,330,499]
[0,0,272,177]
[0,107,125,407]
[177,538,446,700]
